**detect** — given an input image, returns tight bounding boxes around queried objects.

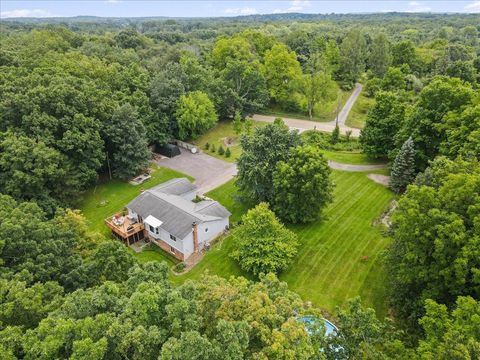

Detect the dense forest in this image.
[0,13,479,359]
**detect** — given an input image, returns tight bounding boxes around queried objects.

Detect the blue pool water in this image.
[298,315,338,336]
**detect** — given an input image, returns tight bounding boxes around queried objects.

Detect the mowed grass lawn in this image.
[77,165,192,236]
[177,171,393,317]
[191,120,266,163]
[320,150,385,165]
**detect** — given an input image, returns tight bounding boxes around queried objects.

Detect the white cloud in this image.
[105,0,120,4]
[464,1,480,12]
[406,1,431,12]
[0,9,56,18]
[273,0,311,14]
[224,7,258,15]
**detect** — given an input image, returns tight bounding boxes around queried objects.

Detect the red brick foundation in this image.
[150,236,185,261]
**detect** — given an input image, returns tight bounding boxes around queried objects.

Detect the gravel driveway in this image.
[155,148,237,194]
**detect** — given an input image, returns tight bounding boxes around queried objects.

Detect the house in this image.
[105,178,230,261]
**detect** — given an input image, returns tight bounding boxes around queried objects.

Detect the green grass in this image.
[346,93,375,129]
[261,89,353,123]
[177,172,393,317]
[191,120,266,163]
[77,165,192,236]
[320,150,385,165]
[133,244,179,266]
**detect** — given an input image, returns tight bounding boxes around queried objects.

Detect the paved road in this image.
[155,148,237,194]
[252,83,363,137]
[328,160,386,172]
[156,147,388,195]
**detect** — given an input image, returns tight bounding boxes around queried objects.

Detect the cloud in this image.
[406,1,431,12]
[273,0,311,13]
[105,0,120,3]
[224,7,258,15]
[464,1,480,12]
[0,9,56,18]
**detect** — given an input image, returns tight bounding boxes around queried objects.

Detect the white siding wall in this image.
[145,225,184,254]
[197,218,229,246]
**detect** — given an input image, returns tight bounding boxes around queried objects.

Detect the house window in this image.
[205,228,209,232]
[155,227,159,234]
[149,225,155,233]
[170,246,175,253]
[170,234,176,241]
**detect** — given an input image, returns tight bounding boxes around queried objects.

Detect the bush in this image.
[225,148,231,157]
[204,142,210,150]
[210,144,216,153]
[173,262,186,273]
[218,145,225,155]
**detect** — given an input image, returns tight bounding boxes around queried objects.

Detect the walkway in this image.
[328,160,386,172]
[252,83,363,137]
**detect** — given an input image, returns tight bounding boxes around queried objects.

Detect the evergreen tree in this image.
[389,137,415,193]
[218,145,225,155]
[225,147,231,157]
[233,111,243,135]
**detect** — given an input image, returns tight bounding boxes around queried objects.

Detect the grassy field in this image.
[191,120,266,163]
[345,93,375,129]
[177,171,393,317]
[261,89,352,123]
[78,165,192,236]
[133,244,179,266]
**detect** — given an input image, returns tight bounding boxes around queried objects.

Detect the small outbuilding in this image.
[157,143,181,158]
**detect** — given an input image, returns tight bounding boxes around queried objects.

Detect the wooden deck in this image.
[105,214,144,240]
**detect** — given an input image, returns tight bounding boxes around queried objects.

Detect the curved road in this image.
[252,83,363,137]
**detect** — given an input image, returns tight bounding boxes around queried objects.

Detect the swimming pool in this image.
[298,315,338,336]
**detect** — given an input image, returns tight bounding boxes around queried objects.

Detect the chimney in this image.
[192,222,199,253]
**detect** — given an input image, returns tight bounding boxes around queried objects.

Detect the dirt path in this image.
[252,83,363,137]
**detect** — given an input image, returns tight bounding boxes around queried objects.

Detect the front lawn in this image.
[191,120,266,163]
[320,150,385,165]
[77,165,192,236]
[260,88,353,123]
[177,171,393,317]
[133,244,179,267]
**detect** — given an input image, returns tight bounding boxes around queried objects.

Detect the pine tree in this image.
[204,142,210,150]
[225,148,231,157]
[390,137,415,193]
[210,144,216,153]
[218,145,225,155]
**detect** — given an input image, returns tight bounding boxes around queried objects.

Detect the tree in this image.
[368,33,393,77]
[232,111,243,135]
[417,296,480,359]
[397,76,473,170]
[360,92,405,159]
[381,67,406,91]
[236,122,301,203]
[103,104,151,179]
[331,124,340,144]
[392,40,418,70]
[230,203,298,276]
[299,53,336,119]
[386,158,480,327]
[273,145,334,223]
[175,91,218,140]
[389,137,416,194]
[263,44,302,105]
[338,30,367,84]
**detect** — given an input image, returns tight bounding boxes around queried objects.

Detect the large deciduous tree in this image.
[397,76,473,170]
[175,91,218,140]
[230,203,298,276]
[263,44,302,105]
[273,145,334,223]
[386,157,480,328]
[360,92,405,159]
[236,121,301,204]
[338,30,367,84]
[103,103,151,179]
[368,33,393,77]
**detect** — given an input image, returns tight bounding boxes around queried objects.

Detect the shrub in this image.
[218,145,225,155]
[173,262,186,273]
[204,142,210,150]
[210,144,216,153]
[225,148,231,157]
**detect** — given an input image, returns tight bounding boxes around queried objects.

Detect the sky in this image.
[1,1,480,19]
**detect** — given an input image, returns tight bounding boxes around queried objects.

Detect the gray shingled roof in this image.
[127,179,230,239]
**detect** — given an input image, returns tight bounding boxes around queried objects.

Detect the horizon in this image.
[1,1,480,19]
